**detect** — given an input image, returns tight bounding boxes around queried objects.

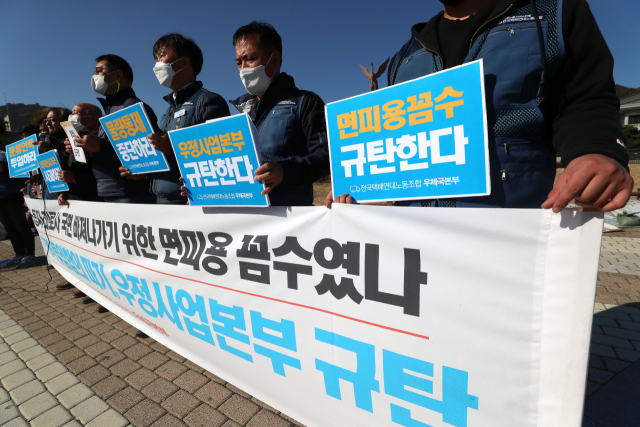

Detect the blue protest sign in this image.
[168,113,269,207]
[37,150,69,193]
[6,134,38,178]
[326,60,490,203]
[99,102,170,174]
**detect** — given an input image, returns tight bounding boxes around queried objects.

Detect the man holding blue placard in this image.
[120,33,230,205]
[228,22,330,206]
[0,125,37,270]
[328,0,632,212]
[68,54,158,204]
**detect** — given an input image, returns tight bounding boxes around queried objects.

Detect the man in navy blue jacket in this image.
[120,33,230,204]
[327,0,632,211]
[67,54,158,204]
[228,22,330,206]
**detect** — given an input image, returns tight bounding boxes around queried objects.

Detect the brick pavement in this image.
[2,229,640,426]
[0,240,302,427]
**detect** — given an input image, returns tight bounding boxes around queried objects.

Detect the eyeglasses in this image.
[44,118,60,123]
[94,66,113,75]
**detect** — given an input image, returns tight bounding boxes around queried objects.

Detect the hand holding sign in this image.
[147,131,172,155]
[74,134,102,152]
[542,154,633,213]
[324,190,358,209]
[64,138,73,154]
[254,162,283,195]
[25,174,43,186]
[119,165,147,180]
[57,170,75,183]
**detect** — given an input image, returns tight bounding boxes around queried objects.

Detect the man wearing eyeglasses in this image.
[65,54,158,204]
[26,108,71,202]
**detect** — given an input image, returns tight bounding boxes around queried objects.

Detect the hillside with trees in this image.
[1,103,49,131]
[617,85,640,99]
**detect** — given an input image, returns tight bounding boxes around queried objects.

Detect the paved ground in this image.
[0,240,301,427]
[0,230,639,426]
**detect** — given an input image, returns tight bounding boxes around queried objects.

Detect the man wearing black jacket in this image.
[327,0,632,211]
[68,54,158,204]
[65,55,158,330]
[228,22,330,206]
[120,33,230,204]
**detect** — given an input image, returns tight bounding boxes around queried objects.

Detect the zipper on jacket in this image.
[469,4,514,51]
[501,170,508,180]
[502,142,509,154]
[414,42,444,72]
[509,27,515,36]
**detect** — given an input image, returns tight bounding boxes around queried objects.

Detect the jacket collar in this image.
[97,87,136,110]
[229,73,296,117]
[411,0,515,57]
[162,81,203,108]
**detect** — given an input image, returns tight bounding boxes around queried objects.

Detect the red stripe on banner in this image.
[38,228,429,341]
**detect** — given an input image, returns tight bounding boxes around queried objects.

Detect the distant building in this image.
[620,93,640,130]
[3,114,32,132]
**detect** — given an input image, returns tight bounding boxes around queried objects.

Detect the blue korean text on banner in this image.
[99,102,170,174]
[168,113,269,207]
[325,60,490,203]
[37,149,70,193]
[6,134,38,178]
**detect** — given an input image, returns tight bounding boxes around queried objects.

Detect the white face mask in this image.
[153,58,183,88]
[91,71,118,95]
[68,115,85,131]
[240,54,274,97]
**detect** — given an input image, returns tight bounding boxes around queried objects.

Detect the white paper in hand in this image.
[60,121,87,163]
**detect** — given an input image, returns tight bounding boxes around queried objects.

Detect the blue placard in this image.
[6,134,38,178]
[37,150,70,193]
[326,60,490,203]
[168,113,269,207]
[99,102,170,174]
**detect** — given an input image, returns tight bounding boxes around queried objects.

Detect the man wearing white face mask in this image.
[228,22,330,206]
[69,54,158,204]
[119,33,230,204]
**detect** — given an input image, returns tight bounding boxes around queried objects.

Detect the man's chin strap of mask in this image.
[106,72,121,93]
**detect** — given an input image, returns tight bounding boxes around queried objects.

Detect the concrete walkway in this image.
[582,232,640,426]
[1,307,127,427]
[0,240,298,427]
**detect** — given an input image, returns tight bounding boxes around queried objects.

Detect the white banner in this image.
[25,199,602,427]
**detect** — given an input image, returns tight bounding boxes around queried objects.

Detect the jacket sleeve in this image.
[98,127,120,163]
[142,103,161,133]
[198,92,231,123]
[549,0,628,168]
[279,92,330,184]
[68,170,98,200]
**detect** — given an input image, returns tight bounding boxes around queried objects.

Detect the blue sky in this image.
[1,0,639,118]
